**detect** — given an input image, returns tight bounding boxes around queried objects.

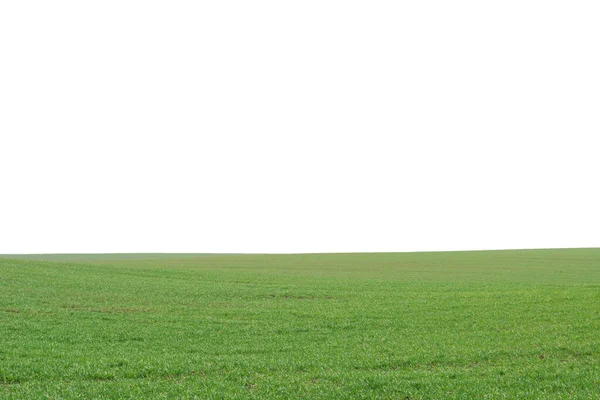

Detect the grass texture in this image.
[1,249,599,398]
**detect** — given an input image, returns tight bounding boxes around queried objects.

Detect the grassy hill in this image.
[1,249,599,398]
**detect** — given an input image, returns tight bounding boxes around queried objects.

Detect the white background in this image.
[1,1,598,254]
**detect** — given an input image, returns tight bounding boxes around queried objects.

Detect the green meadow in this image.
[1,249,599,399]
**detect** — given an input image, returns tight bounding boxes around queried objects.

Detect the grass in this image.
[1,249,599,399]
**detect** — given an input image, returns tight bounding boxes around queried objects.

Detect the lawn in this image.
[1,249,599,398]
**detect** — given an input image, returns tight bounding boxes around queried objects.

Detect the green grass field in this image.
[1,249,599,399]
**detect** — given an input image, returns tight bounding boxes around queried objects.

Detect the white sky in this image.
[1,1,599,254]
